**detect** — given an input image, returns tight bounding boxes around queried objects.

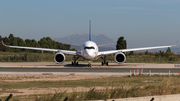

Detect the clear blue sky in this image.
[0,0,180,48]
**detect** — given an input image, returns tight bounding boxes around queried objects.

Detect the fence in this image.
[129,69,180,77]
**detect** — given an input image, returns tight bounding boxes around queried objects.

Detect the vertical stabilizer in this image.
[89,20,92,41]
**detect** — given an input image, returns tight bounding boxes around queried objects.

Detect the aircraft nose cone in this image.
[85,50,96,58]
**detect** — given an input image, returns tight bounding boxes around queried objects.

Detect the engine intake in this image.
[114,52,126,63]
[54,52,65,63]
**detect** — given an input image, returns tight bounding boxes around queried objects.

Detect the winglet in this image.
[2,40,5,46]
[173,40,179,47]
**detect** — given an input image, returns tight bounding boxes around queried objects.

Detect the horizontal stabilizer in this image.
[63,43,81,47]
[98,43,114,47]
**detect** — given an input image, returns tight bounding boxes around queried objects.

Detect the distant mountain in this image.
[53,34,115,45]
[53,34,116,51]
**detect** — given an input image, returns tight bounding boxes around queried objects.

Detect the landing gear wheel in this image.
[87,61,92,67]
[72,62,74,66]
[72,62,78,66]
[88,64,92,67]
[72,56,79,66]
[101,62,104,66]
[106,62,108,66]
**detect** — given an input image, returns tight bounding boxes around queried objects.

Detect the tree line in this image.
[0,34,72,53]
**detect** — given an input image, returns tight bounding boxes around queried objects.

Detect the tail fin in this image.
[89,20,92,41]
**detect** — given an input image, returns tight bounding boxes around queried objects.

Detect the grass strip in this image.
[1,75,180,101]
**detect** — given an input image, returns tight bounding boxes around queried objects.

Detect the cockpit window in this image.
[84,46,95,49]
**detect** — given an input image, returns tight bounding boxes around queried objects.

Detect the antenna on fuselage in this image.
[89,20,92,41]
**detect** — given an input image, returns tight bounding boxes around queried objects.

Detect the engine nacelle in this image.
[114,52,126,63]
[54,52,65,63]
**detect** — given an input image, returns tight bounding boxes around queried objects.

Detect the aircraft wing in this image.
[98,41,178,56]
[2,41,77,55]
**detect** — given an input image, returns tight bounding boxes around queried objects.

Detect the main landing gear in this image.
[72,56,79,66]
[101,56,108,66]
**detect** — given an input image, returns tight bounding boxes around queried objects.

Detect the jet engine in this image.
[114,52,126,63]
[54,52,65,63]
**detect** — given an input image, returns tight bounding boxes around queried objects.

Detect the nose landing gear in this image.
[87,61,92,67]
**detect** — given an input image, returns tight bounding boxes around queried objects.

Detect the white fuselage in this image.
[81,41,98,60]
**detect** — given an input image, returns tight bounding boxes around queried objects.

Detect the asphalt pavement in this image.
[1,62,180,74]
[0,67,180,73]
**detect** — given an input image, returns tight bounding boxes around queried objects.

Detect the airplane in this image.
[2,20,179,67]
